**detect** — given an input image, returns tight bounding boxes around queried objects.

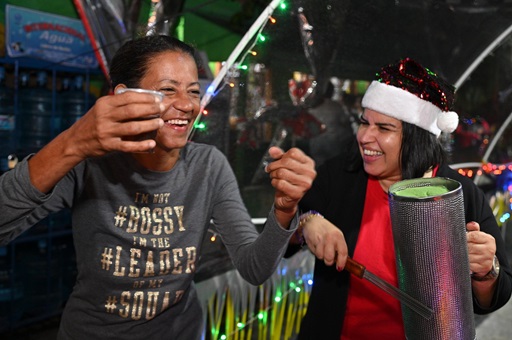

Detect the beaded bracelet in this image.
[297,210,324,247]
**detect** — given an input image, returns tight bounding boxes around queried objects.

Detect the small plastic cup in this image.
[115,88,164,142]
[115,87,164,102]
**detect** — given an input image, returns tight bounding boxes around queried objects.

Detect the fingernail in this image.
[159,103,165,111]
[336,266,342,272]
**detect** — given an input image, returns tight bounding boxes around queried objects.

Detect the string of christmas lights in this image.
[196,249,315,340]
[455,161,512,225]
[190,0,287,137]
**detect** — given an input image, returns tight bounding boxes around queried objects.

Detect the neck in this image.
[423,168,434,178]
[132,148,181,171]
[378,175,401,193]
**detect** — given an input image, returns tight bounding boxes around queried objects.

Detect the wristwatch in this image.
[471,255,500,281]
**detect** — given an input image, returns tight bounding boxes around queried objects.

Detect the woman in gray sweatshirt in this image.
[0,35,316,339]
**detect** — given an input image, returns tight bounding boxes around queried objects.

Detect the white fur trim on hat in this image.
[437,110,459,133]
[361,81,459,137]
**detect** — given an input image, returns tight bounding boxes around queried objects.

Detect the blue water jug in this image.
[19,71,57,154]
[0,66,15,172]
[60,75,96,131]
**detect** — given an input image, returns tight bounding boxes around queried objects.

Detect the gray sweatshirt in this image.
[0,142,297,339]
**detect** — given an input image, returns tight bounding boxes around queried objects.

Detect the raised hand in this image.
[265,146,316,227]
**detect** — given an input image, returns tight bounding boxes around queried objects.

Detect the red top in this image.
[341,176,405,340]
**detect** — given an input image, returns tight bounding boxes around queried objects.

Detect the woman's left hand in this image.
[266,146,316,227]
[467,221,499,307]
[466,221,496,277]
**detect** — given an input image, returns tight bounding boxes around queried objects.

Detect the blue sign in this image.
[6,5,98,69]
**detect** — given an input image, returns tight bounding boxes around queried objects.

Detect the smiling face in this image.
[138,50,201,151]
[357,109,403,188]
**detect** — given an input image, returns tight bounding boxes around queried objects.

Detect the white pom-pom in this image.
[437,111,459,133]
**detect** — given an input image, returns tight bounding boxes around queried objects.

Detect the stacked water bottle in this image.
[18,71,56,154]
[0,66,96,173]
[60,75,97,130]
[0,66,14,173]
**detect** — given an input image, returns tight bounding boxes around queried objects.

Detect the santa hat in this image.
[361,58,459,137]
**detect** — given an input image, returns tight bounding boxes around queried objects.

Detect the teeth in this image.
[363,149,383,156]
[166,119,188,125]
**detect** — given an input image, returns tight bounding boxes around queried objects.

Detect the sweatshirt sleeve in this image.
[0,156,74,245]
[209,150,298,285]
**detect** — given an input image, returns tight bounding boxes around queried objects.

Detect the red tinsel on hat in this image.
[362,58,459,136]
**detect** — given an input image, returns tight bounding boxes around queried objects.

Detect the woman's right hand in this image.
[302,215,348,271]
[67,91,165,159]
[27,91,165,194]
